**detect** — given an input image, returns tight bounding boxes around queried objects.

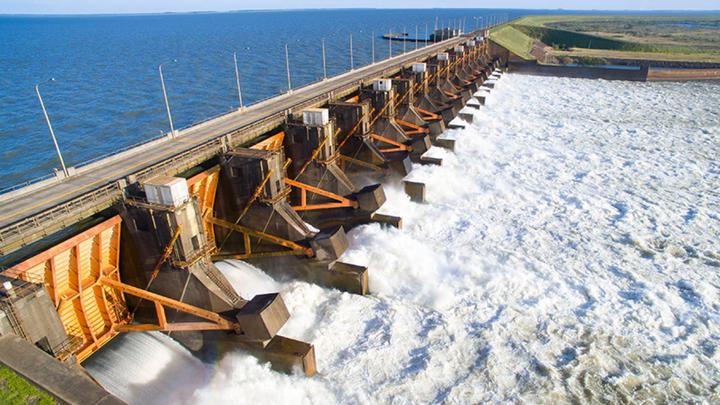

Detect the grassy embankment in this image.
[489,15,720,64]
[0,365,55,405]
[487,24,535,60]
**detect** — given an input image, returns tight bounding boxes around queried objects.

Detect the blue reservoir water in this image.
[0,8,680,190]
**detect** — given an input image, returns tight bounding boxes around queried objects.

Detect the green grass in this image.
[0,366,55,405]
[512,15,720,54]
[489,15,720,64]
[513,25,657,52]
[488,25,535,60]
[515,14,720,28]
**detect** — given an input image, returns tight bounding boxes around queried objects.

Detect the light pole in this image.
[349,33,354,70]
[158,59,177,138]
[35,78,69,178]
[321,38,327,79]
[389,28,392,58]
[285,44,292,93]
[371,32,375,64]
[425,23,428,46]
[415,24,419,50]
[403,26,406,54]
[232,51,244,111]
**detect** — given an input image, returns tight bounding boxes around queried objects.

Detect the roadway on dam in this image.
[0,34,469,231]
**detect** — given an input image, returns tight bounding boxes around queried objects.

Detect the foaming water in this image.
[83,332,209,404]
[88,74,720,403]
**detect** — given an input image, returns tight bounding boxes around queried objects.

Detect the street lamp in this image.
[35,78,69,178]
[388,28,393,58]
[403,26,406,54]
[321,38,328,79]
[349,33,354,70]
[158,59,178,138]
[231,51,244,111]
[285,44,292,94]
[415,25,419,50]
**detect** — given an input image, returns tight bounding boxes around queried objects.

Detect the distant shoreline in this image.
[1,9,719,18]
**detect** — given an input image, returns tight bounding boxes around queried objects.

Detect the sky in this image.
[1,0,718,14]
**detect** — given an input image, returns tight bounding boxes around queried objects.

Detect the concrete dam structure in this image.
[0,26,507,396]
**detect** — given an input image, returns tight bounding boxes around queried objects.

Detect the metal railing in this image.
[0,181,122,254]
[75,132,170,169]
[0,172,57,196]
[51,330,84,362]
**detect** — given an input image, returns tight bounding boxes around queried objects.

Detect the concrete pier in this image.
[404,180,427,203]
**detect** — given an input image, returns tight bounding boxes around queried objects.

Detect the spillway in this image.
[83,332,208,404]
[85,73,720,403]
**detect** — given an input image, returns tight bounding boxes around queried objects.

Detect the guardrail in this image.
[0,181,122,255]
[0,172,57,196]
[0,33,474,256]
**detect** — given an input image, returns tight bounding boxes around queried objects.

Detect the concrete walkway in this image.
[0,335,124,404]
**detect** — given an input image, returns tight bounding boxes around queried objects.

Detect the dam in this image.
[0,21,505,399]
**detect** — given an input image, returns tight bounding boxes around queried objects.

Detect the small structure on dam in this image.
[0,28,504,387]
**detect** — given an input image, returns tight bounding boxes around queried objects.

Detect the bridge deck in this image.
[0,35,472,255]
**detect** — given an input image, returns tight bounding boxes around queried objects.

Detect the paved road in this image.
[0,35,469,230]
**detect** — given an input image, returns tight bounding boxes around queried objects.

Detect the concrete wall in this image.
[647,68,720,81]
[488,40,527,64]
[0,335,124,404]
[0,276,68,357]
[508,61,649,81]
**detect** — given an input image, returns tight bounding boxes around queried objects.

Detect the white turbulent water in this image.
[86,74,720,404]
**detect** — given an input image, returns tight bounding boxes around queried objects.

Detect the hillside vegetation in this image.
[487,25,535,60]
[489,15,720,64]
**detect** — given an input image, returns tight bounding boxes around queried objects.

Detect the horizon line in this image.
[1,7,719,17]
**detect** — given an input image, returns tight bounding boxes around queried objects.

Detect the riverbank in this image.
[489,14,720,80]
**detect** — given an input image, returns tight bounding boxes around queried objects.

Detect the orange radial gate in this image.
[5,216,129,362]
